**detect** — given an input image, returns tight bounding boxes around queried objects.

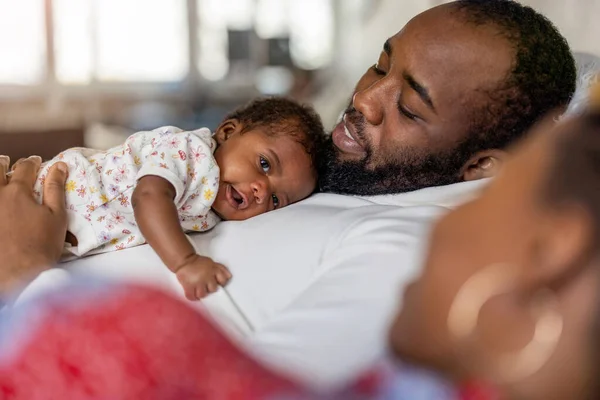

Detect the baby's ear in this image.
[215,119,242,144]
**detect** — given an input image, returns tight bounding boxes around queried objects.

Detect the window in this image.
[0,0,46,85]
[54,0,189,83]
[289,0,334,70]
[196,0,231,81]
[197,0,334,81]
[255,0,334,69]
[0,0,335,90]
[53,0,94,84]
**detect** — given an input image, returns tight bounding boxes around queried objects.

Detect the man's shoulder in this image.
[360,180,489,209]
[290,189,464,231]
[234,190,456,242]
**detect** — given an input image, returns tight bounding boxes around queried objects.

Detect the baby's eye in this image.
[259,156,270,173]
[272,194,280,208]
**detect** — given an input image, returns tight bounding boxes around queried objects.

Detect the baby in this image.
[32,97,325,300]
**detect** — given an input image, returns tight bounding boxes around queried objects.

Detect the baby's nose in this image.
[251,179,268,204]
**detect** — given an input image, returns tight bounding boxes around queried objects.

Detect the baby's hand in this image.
[175,255,232,301]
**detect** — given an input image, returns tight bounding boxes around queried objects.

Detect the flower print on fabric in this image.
[32,126,221,258]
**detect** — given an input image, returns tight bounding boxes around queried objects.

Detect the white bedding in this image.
[18,180,484,389]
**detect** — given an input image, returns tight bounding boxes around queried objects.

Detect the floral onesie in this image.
[34,126,221,256]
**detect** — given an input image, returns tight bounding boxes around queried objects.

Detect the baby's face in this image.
[212,127,316,221]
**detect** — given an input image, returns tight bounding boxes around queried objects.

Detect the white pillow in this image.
[565,52,600,117]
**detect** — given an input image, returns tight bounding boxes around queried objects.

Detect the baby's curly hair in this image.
[449,0,576,156]
[223,97,326,176]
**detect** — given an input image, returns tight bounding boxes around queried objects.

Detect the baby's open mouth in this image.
[226,184,248,210]
[231,187,243,205]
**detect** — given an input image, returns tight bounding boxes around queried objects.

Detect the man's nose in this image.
[352,81,386,126]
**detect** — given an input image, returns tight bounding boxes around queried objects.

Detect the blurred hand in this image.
[0,155,68,294]
[176,255,232,300]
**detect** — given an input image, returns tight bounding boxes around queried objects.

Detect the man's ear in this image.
[460,150,508,181]
[215,119,242,144]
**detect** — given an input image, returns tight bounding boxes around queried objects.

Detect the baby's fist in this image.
[176,255,232,300]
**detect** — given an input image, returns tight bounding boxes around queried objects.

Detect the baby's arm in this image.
[132,175,231,300]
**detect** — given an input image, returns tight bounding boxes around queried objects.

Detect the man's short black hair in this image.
[450,0,576,155]
[224,97,326,173]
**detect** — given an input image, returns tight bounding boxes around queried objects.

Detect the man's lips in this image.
[331,115,366,156]
[225,184,249,210]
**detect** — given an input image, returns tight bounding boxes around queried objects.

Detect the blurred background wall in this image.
[0,0,598,160]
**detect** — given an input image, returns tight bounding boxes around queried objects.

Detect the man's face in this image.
[319,5,513,195]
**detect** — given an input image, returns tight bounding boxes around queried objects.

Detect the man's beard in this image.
[318,140,467,195]
[318,110,470,195]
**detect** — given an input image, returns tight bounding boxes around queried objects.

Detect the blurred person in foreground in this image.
[389,80,600,400]
[1,86,599,400]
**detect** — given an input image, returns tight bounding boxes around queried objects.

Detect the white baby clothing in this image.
[34,126,221,256]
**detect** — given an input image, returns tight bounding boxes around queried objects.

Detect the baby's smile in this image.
[224,184,248,210]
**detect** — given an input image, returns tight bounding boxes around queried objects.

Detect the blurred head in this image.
[391,111,600,399]
[211,97,325,221]
[319,0,575,195]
